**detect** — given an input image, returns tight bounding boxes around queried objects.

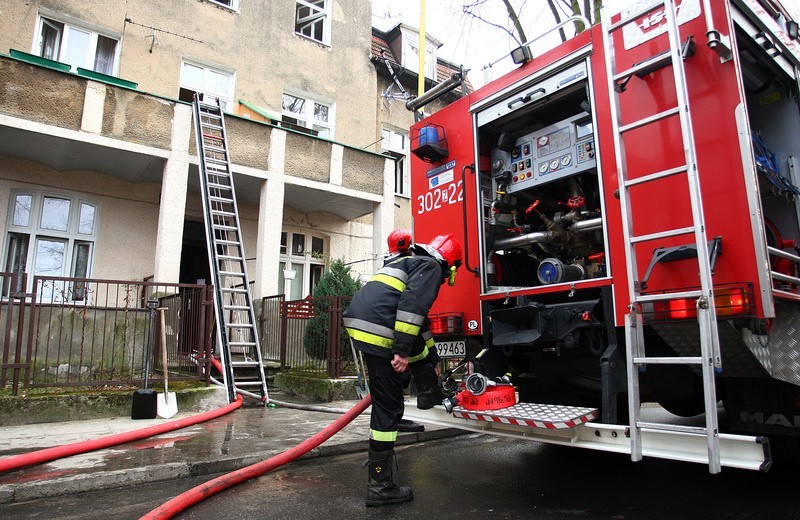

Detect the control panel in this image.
[491,112,596,193]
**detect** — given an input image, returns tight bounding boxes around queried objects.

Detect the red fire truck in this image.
[406,0,800,472]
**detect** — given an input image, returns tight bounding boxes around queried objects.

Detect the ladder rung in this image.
[633,356,703,365]
[199,103,222,112]
[608,0,665,32]
[213,224,238,231]
[205,168,230,177]
[219,271,246,277]
[772,271,800,285]
[623,165,687,188]
[217,254,244,261]
[211,209,236,217]
[230,361,260,367]
[619,106,680,134]
[221,287,248,293]
[767,245,800,263]
[215,239,240,245]
[629,226,694,244]
[634,289,703,302]
[201,122,223,131]
[227,324,253,329]
[636,421,708,435]
[204,157,228,166]
[207,183,232,191]
[203,145,227,154]
[234,381,266,387]
[224,305,250,310]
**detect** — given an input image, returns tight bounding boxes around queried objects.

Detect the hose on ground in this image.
[0,394,243,474]
[203,356,354,414]
[140,393,372,520]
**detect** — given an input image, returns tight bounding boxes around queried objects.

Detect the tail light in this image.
[651,284,754,321]
[429,312,463,335]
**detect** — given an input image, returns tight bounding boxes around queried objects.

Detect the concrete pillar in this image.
[152,103,192,284]
[254,129,287,298]
[80,81,105,134]
[330,144,343,185]
[371,156,396,273]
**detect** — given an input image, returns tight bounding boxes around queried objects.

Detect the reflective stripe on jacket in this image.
[344,254,442,359]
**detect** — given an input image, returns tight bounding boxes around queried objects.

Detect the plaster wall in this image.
[0,0,378,148]
[0,60,85,130]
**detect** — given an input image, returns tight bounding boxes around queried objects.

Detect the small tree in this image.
[303,259,362,362]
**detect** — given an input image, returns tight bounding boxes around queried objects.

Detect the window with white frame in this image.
[179,61,235,111]
[382,129,409,196]
[3,191,98,302]
[282,92,333,138]
[403,40,437,80]
[36,15,119,74]
[295,0,331,46]
[278,231,327,299]
[207,0,239,9]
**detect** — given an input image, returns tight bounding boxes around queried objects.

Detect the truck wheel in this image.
[658,373,706,417]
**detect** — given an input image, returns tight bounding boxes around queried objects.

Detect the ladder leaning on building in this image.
[192,96,269,404]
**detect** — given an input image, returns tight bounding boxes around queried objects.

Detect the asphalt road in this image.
[1,434,798,519]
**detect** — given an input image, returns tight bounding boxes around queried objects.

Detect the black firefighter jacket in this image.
[344,254,442,362]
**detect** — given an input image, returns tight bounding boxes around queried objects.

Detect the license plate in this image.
[435,340,466,358]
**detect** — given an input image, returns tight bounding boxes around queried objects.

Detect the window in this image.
[295,0,331,46]
[36,15,119,74]
[179,61,235,111]
[4,191,98,301]
[282,92,334,138]
[401,31,437,80]
[208,0,239,9]
[278,231,327,299]
[382,129,409,196]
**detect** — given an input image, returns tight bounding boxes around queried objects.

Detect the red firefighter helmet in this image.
[387,228,412,253]
[429,234,463,269]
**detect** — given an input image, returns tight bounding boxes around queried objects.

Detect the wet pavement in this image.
[0,388,462,504]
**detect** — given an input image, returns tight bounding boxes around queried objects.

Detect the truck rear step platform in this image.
[452,402,598,429]
[403,400,771,472]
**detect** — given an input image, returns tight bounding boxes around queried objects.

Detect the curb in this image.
[0,427,466,504]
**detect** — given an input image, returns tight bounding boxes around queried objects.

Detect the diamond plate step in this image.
[452,402,599,429]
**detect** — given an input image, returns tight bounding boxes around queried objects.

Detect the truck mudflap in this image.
[403,400,772,472]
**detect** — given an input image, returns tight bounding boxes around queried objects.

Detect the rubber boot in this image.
[411,363,443,410]
[366,449,413,507]
[397,418,425,432]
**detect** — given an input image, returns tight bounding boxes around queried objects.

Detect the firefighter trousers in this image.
[364,351,436,452]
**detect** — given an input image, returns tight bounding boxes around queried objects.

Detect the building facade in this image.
[0,0,466,303]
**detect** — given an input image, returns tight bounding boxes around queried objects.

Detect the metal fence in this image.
[0,273,212,394]
[0,273,358,394]
[261,295,355,378]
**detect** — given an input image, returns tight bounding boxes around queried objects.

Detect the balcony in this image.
[0,52,388,220]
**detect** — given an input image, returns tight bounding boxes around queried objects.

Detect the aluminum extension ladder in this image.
[601,0,722,473]
[192,96,269,405]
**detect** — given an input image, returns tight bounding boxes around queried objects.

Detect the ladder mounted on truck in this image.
[602,0,722,472]
[192,95,269,405]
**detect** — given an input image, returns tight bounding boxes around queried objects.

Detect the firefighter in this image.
[385,228,412,261]
[382,228,426,434]
[344,233,463,507]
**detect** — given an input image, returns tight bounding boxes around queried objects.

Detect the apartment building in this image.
[0,0,466,302]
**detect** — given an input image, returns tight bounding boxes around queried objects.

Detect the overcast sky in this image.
[371,0,800,88]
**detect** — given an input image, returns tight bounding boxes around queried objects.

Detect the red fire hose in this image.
[0,394,243,474]
[140,393,372,520]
